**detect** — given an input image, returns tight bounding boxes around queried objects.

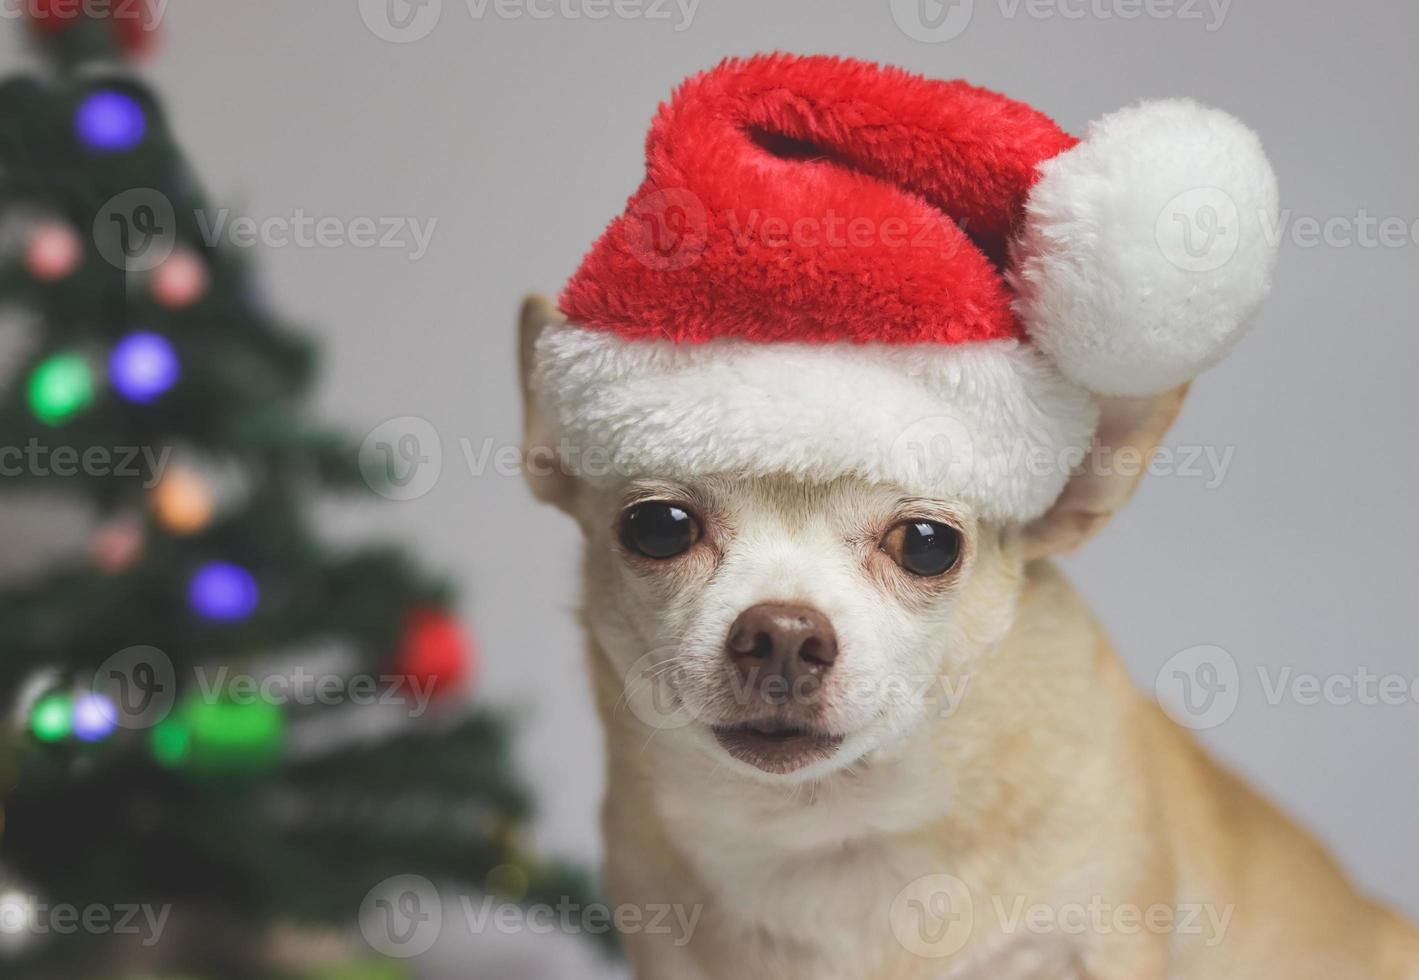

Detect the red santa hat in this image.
[534,54,1278,521]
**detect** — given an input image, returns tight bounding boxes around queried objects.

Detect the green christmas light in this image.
[149,694,283,773]
[187,697,283,772]
[150,716,192,768]
[27,353,94,425]
[30,693,74,742]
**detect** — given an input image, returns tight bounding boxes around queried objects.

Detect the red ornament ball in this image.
[25,222,82,281]
[392,608,475,698]
[151,249,208,309]
[26,0,161,57]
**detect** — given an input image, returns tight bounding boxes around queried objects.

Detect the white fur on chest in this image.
[645,737,1083,979]
[652,738,956,975]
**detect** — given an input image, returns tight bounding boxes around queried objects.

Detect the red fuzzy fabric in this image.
[561,53,1076,346]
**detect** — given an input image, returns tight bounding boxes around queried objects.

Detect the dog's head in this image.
[515,57,1276,786]
[518,296,1187,783]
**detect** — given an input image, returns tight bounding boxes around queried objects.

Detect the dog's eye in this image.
[621,501,702,559]
[880,520,962,577]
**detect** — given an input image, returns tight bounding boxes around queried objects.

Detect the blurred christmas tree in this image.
[0,9,593,978]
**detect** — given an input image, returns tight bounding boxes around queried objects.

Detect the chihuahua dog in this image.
[518,292,1418,979]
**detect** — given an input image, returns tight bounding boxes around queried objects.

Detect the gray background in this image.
[2,0,1415,971]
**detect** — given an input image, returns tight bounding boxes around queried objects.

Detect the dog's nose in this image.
[725,603,838,702]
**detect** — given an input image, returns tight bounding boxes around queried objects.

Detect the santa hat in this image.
[534,54,1278,521]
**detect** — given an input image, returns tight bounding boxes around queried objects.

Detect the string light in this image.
[151,467,213,535]
[24,222,82,280]
[71,693,119,742]
[74,88,146,152]
[151,249,208,309]
[150,697,284,772]
[92,518,144,572]
[29,693,73,742]
[150,716,190,767]
[109,331,179,402]
[188,561,259,621]
[27,353,93,425]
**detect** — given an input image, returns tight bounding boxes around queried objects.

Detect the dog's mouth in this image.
[711,720,845,775]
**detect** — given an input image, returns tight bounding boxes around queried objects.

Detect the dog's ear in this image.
[1021,384,1189,559]
[518,293,578,512]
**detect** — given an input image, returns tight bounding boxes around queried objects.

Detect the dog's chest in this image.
[665,816,1077,979]
[654,763,956,974]
[650,765,1083,979]
[690,820,932,976]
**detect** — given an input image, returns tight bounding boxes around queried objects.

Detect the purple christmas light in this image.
[72,692,119,742]
[109,332,179,403]
[188,562,259,622]
[74,89,147,152]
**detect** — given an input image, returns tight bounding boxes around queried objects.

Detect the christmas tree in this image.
[0,10,593,978]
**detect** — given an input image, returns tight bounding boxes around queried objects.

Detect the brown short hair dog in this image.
[520,294,1417,979]
[520,55,1418,979]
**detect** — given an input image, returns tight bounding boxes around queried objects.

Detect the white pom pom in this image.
[1012,99,1279,397]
